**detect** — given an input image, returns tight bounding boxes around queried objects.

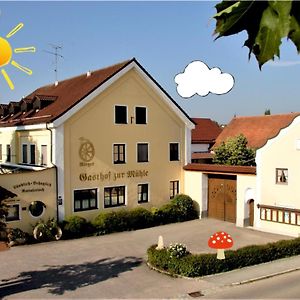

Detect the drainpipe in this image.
[46,123,59,223]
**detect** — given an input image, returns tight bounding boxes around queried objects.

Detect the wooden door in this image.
[249,199,254,226]
[208,175,237,223]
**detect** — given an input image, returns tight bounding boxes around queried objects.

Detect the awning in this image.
[0,186,17,201]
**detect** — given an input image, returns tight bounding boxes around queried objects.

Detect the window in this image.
[276,168,288,184]
[41,145,47,166]
[74,188,97,212]
[115,105,127,124]
[170,180,179,199]
[104,186,125,208]
[6,204,20,222]
[30,144,36,164]
[0,144,2,161]
[138,184,149,203]
[6,144,11,162]
[170,143,179,161]
[135,107,147,124]
[137,143,148,162]
[22,144,28,163]
[29,201,46,217]
[113,144,126,164]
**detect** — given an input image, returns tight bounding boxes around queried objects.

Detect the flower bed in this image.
[147,237,300,277]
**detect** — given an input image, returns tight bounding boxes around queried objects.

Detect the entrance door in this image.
[208,175,237,223]
[249,199,254,226]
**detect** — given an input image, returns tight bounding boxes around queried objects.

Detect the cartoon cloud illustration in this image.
[175,60,234,98]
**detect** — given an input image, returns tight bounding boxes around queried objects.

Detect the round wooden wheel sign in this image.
[79,141,95,162]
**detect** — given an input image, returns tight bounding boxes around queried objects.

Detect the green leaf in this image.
[253,1,292,68]
[289,2,300,53]
[214,1,256,37]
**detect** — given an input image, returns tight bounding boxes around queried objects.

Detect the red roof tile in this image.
[0,59,133,126]
[184,163,256,175]
[191,152,214,160]
[214,113,300,149]
[191,118,222,143]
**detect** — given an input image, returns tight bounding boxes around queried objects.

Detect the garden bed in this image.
[147,237,300,277]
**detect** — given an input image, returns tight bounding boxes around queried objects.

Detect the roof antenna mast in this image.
[44,44,64,82]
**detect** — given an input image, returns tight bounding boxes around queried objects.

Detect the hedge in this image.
[93,194,198,235]
[147,237,300,277]
[59,194,198,238]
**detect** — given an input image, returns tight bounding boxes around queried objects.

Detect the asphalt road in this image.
[0,219,293,299]
[204,270,300,298]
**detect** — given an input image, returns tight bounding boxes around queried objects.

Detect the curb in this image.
[230,266,300,286]
[147,260,300,285]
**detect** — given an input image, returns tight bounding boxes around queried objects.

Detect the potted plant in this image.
[0,197,9,251]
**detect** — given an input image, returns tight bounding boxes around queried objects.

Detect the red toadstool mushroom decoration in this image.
[208,231,233,260]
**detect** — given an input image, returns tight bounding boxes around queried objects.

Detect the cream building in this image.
[0,58,195,232]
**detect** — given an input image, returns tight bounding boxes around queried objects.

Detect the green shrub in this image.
[147,237,300,277]
[62,216,94,239]
[128,207,154,229]
[93,209,131,234]
[171,194,198,221]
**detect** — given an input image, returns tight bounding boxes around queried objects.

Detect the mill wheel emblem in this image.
[79,138,95,162]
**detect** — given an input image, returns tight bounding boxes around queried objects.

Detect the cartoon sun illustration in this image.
[0,22,35,90]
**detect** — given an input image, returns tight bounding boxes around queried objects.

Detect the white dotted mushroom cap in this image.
[208,231,233,249]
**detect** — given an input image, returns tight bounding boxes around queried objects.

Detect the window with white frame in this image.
[22,144,28,163]
[6,204,20,222]
[41,145,47,166]
[113,144,126,164]
[104,186,125,208]
[170,180,179,199]
[276,168,288,184]
[74,188,97,212]
[169,143,179,161]
[30,144,36,164]
[137,143,148,162]
[135,107,147,124]
[138,183,149,203]
[115,105,127,124]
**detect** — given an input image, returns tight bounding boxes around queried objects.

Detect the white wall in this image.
[191,143,210,153]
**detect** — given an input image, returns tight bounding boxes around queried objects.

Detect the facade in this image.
[0,58,195,232]
[189,113,300,237]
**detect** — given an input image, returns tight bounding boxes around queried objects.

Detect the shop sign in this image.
[13,181,52,193]
[79,137,95,166]
[79,170,148,182]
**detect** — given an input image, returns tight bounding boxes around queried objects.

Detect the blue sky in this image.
[0,1,299,124]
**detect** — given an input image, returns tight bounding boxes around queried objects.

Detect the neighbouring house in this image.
[185,113,300,237]
[191,118,222,163]
[0,58,195,233]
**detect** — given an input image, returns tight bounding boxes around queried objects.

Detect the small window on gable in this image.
[115,105,127,124]
[137,143,148,163]
[135,107,147,124]
[113,144,126,164]
[170,143,179,161]
[276,168,288,184]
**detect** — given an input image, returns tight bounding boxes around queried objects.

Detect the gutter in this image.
[46,123,60,223]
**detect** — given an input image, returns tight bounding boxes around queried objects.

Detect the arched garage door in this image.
[208,174,237,223]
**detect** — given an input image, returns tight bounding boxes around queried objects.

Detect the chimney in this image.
[54,81,58,86]
[86,71,91,77]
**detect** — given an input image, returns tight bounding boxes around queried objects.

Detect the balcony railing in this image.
[257,204,300,226]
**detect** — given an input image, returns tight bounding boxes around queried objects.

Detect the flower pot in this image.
[0,241,9,251]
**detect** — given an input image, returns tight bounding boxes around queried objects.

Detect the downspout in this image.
[46,123,59,223]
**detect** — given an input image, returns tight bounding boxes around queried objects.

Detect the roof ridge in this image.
[234,112,300,120]
[30,58,134,92]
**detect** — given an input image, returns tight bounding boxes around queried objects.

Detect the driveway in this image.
[0,219,291,299]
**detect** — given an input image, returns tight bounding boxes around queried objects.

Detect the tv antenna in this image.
[44,44,64,82]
